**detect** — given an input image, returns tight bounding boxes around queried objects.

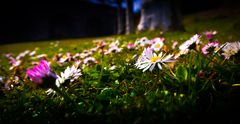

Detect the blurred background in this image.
[0,0,239,44]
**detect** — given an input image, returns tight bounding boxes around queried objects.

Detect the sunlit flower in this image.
[201,42,220,55]
[172,41,178,49]
[29,50,36,56]
[16,50,30,60]
[90,47,98,52]
[59,52,73,63]
[151,38,164,52]
[83,50,93,55]
[56,65,81,87]
[0,76,3,82]
[204,30,217,40]
[52,53,62,62]
[26,59,57,86]
[31,54,48,60]
[109,65,117,71]
[95,40,107,49]
[179,34,201,51]
[75,53,90,59]
[109,40,120,47]
[4,53,13,59]
[127,43,135,49]
[9,59,21,70]
[222,41,240,59]
[12,76,20,85]
[174,49,189,59]
[150,37,165,44]
[135,47,175,72]
[74,60,81,68]
[4,53,21,70]
[98,49,108,54]
[107,45,122,54]
[83,57,97,65]
[135,37,150,47]
[135,47,151,68]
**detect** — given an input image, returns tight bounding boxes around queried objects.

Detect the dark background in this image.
[0,0,239,44]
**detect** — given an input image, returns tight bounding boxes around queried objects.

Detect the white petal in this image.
[143,64,151,72]
[149,63,156,71]
[157,63,162,70]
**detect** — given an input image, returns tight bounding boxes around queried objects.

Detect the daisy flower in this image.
[59,52,73,63]
[204,30,217,40]
[95,40,107,49]
[107,45,122,54]
[83,57,97,66]
[56,65,81,87]
[174,49,189,59]
[26,59,57,87]
[135,37,150,47]
[150,37,165,44]
[222,41,240,59]
[201,42,220,55]
[9,59,21,70]
[0,76,3,83]
[29,50,36,56]
[135,47,151,68]
[109,40,120,48]
[135,47,175,72]
[172,41,178,49]
[127,43,135,49]
[151,38,164,52]
[16,50,30,60]
[179,34,201,51]
[31,54,48,60]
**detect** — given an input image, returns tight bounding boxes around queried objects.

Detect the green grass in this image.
[0,38,96,54]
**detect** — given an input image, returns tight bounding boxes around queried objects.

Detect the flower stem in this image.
[52,85,82,112]
[52,85,72,103]
[98,49,105,83]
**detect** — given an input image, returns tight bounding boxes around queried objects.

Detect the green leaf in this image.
[130,92,136,97]
[175,65,188,81]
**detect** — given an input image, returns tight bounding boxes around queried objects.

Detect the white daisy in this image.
[135,47,151,68]
[171,41,178,49]
[83,57,97,65]
[179,34,201,51]
[135,37,150,47]
[222,41,240,59]
[106,45,122,54]
[0,76,3,82]
[201,42,220,55]
[56,65,81,87]
[150,37,165,44]
[204,30,217,40]
[151,39,164,52]
[135,47,175,72]
[16,50,30,60]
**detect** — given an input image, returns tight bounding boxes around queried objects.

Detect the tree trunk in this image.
[125,0,134,34]
[117,0,124,34]
[169,0,185,31]
[137,0,184,32]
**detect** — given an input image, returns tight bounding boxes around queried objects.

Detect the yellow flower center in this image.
[151,56,160,63]
[156,43,162,48]
[229,49,238,55]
